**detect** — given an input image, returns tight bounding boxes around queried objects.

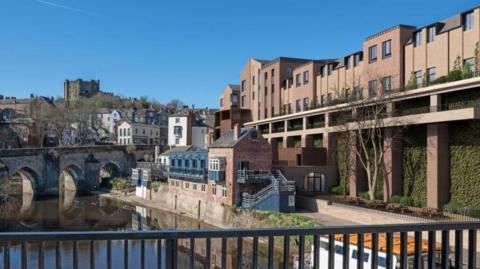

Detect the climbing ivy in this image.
[402,125,427,202]
[449,121,480,208]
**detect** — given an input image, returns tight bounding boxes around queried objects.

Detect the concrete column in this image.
[284,120,288,132]
[348,132,366,197]
[430,94,441,112]
[301,134,314,148]
[268,123,272,134]
[325,113,330,127]
[303,117,307,130]
[427,123,449,209]
[383,128,403,202]
[323,132,337,166]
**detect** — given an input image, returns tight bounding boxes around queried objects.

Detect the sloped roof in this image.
[160,146,192,156]
[209,128,259,148]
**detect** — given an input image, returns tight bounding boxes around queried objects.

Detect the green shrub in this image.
[431,76,448,85]
[359,192,370,200]
[447,70,463,82]
[151,181,161,192]
[443,201,480,217]
[330,185,343,195]
[111,179,130,191]
[389,195,402,203]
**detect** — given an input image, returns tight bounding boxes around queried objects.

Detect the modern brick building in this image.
[218,6,480,209]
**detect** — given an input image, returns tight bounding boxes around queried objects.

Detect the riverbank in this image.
[95,190,321,230]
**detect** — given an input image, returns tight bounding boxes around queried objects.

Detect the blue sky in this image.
[0,0,479,108]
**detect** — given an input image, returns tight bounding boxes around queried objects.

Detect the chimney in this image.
[233,124,241,141]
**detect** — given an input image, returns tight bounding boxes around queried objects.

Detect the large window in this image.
[369,45,377,63]
[345,56,351,69]
[414,71,423,87]
[231,93,238,104]
[173,126,183,137]
[208,158,225,171]
[241,80,246,92]
[427,67,436,84]
[382,76,392,94]
[303,71,309,84]
[296,99,301,112]
[241,95,245,107]
[296,74,301,87]
[382,40,392,58]
[354,54,361,67]
[222,186,227,197]
[464,12,474,31]
[427,26,436,43]
[414,31,422,47]
[303,97,309,111]
[368,80,377,98]
[464,58,475,73]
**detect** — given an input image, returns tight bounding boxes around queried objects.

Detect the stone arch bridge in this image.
[0,145,153,196]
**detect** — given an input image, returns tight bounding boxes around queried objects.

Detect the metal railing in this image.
[242,170,295,208]
[137,162,166,170]
[0,222,478,269]
[236,170,272,184]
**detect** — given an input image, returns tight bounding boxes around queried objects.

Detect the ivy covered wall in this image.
[402,125,427,201]
[449,120,480,208]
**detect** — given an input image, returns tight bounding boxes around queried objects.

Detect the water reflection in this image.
[0,195,289,268]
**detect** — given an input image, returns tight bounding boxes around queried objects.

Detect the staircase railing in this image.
[242,170,296,209]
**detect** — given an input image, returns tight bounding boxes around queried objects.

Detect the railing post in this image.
[165,238,176,269]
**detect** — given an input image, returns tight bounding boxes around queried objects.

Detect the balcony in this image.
[1,222,478,268]
[236,170,272,184]
[165,166,206,181]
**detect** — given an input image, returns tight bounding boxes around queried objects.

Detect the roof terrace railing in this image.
[0,222,478,269]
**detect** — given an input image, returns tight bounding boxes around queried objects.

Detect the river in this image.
[0,192,289,269]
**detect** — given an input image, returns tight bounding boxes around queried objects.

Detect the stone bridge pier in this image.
[0,145,146,197]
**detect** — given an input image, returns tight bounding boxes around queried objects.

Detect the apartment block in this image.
[219,6,480,209]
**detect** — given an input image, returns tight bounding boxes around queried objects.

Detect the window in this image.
[464,58,475,73]
[427,67,436,84]
[185,182,189,189]
[127,128,131,136]
[175,138,180,145]
[464,11,474,31]
[427,26,436,43]
[171,159,176,167]
[241,95,246,107]
[327,64,333,75]
[135,128,138,134]
[414,31,422,47]
[220,98,223,107]
[175,181,179,187]
[241,80,246,92]
[369,45,377,63]
[414,71,423,87]
[222,186,227,197]
[296,99,301,112]
[185,159,189,168]
[231,94,238,104]
[175,117,180,123]
[303,71,309,84]
[382,76,392,94]
[173,126,183,137]
[200,160,205,169]
[212,185,217,195]
[209,158,225,171]
[252,75,256,85]
[296,74,301,87]
[192,159,197,168]
[321,66,326,77]
[271,84,275,94]
[142,129,145,135]
[368,80,377,98]
[303,98,309,110]
[354,54,361,67]
[271,106,274,117]
[201,184,206,192]
[382,40,392,58]
[345,57,351,69]
[271,69,275,77]
[264,87,267,96]
[264,72,268,81]
[252,91,255,100]
[193,184,197,190]
[178,159,182,167]
[287,67,292,74]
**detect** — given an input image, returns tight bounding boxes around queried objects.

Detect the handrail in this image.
[0,222,479,240]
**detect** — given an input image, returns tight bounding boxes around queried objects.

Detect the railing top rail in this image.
[1,222,479,241]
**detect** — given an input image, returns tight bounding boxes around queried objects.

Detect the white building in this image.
[117,120,164,145]
[167,112,211,148]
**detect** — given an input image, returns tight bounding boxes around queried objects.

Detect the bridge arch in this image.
[7,166,39,196]
[60,164,86,195]
[99,162,121,188]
